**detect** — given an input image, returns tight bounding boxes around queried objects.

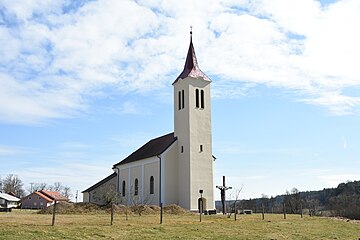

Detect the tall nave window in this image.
[122,181,126,197]
[134,178,139,196]
[150,176,154,194]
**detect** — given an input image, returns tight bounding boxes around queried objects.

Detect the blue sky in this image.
[1,0,360,201]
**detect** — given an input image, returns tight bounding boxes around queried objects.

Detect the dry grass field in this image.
[0,210,359,239]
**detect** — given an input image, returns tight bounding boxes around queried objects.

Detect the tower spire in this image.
[173,29,210,84]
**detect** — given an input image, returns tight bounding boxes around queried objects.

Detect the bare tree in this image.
[49,182,72,199]
[306,198,320,216]
[269,196,276,213]
[62,186,72,199]
[284,188,302,214]
[260,194,270,219]
[49,182,62,192]
[121,198,131,221]
[92,183,123,225]
[92,183,120,206]
[226,186,243,220]
[2,174,25,197]
[129,185,154,216]
[31,182,48,192]
[28,182,71,199]
[261,194,270,211]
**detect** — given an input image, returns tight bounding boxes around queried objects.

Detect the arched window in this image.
[134,178,139,196]
[182,90,185,109]
[201,90,204,109]
[122,181,126,197]
[195,89,199,108]
[150,176,154,194]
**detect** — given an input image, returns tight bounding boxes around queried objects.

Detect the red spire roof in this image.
[173,32,210,84]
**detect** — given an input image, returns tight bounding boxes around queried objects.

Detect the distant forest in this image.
[218,180,360,220]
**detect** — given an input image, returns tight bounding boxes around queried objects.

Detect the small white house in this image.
[0,192,21,208]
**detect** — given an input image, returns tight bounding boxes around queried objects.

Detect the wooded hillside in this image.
[220,180,360,220]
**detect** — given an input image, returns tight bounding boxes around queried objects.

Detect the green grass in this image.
[0,211,359,239]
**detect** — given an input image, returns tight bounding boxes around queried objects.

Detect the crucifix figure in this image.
[216,176,232,215]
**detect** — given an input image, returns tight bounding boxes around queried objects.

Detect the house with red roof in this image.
[21,190,69,209]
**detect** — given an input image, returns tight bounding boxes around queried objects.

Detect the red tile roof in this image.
[40,190,69,201]
[34,191,53,202]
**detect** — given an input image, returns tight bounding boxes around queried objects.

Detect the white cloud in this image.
[0,73,85,124]
[341,136,347,149]
[1,0,360,125]
[0,145,35,155]
[301,91,360,115]
[205,0,360,113]
[318,174,360,187]
[116,101,150,115]
[297,168,331,176]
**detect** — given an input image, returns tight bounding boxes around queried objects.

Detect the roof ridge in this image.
[39,190,68,201]
[82,172,117,193]
[149,132,174,141]
[112,132,177,167]
[34,191,53,202]
[39,190,55,200]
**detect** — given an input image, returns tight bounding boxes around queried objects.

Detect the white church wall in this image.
[174,78,191,210]
[129,165,142,197]
[116,156,160,206]
[143,161,159,206]
[162,141,179,206]
[83,192,90,202]
[188,78,214,210]
[118,168,129,203]
[174,76,214,211]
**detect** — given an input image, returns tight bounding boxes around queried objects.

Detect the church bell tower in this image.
[173,30,214,211]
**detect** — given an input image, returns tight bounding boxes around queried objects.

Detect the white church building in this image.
[83,32,215,212]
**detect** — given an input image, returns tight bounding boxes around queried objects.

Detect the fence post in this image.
[52,201,57,226]
[111,203,114,225]
[283,202,286,219]
[160,203,163,224]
